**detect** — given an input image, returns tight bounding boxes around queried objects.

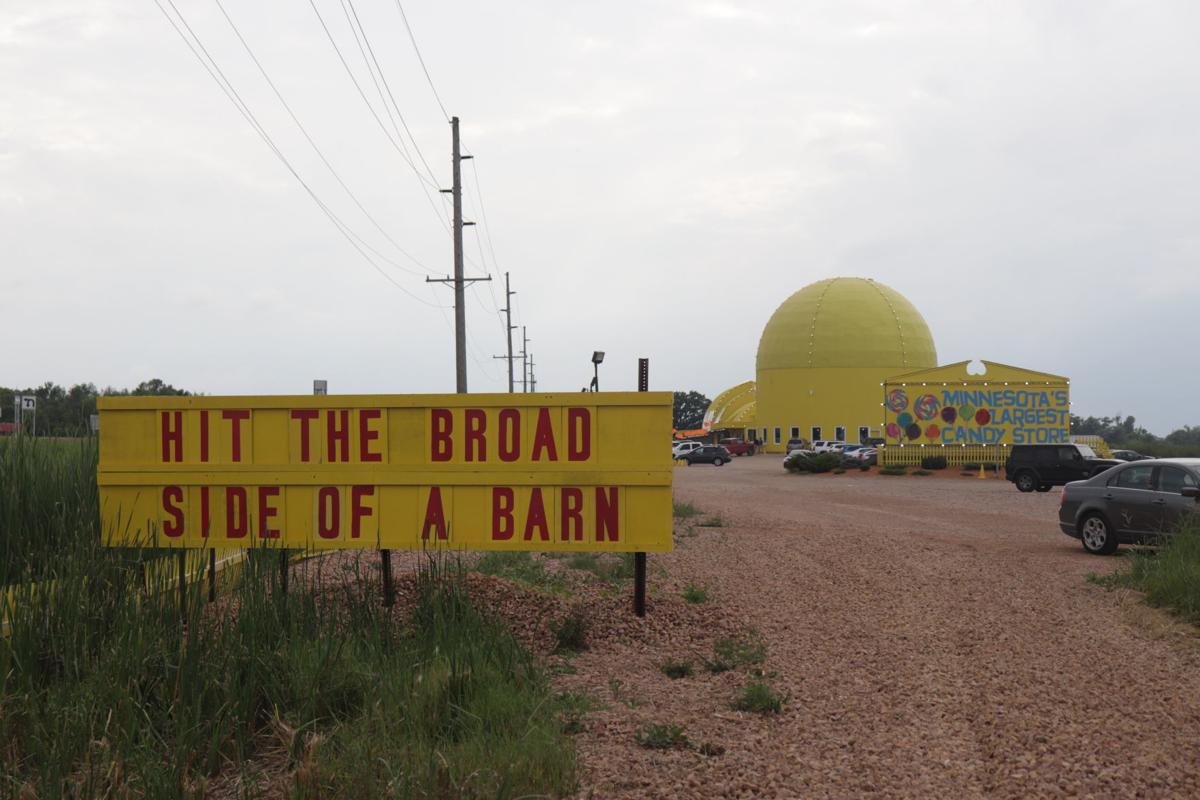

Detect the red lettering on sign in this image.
[422,487,448,540]
[531,408,558,461]
[226,486,248,539]
[567,408,590,462]
[431,409,453,461]
[351,485,374,538]
[222,410,250,463]
[258,486,280,538]
[595,487,619,541]
[465,409,487,462]
[291,409,319,462]
[359,409,382,463]
[200,486,210,538]
[492,487,514,540]
[561,488,584,541]
[327,410,350,462]
[199,410,210,463]
[161,411,182,463]
[162,486,184,537]
[317,487,339,539]
[524,488,549,541]
[498,409,520,462]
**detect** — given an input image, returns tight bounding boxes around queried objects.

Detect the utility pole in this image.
[528,353,537,392]
[520,326,529,393]
[491,272,517,392]
[427,116,490,393]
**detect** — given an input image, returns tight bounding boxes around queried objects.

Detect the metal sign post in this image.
[635,358,649,618]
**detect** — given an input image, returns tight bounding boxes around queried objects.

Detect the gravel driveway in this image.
[562,456,1200,798]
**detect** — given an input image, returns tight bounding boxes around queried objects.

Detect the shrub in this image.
[784,452,842,474]
[833,468,846,474]
[635,723,690,750]
[732,681,786,714]
[859,463,871,472]
[1092,518,1200,623]
[682,584,709,603]
[920,455,948,470]
[880,465,907,476]
[912,469,933,476]
[659,659,694,679]
[550,608,591,652]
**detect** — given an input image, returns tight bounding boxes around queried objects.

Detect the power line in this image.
[155,0,448,309]
[211,0,429,277]
[306,0,450,233]
[394,0,450,121]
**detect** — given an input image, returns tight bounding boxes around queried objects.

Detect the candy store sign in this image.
[883,386,1070,446]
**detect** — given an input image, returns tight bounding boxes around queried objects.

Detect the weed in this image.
[634,724,690,750]
[550,608,591,652]
[567,552,635,584]
[673,501,702,519]
[698,742,726,757]
[705,632,767,673]
[682,584,709,604]
[473,551,567,594]
[556,691,599,734]
[698,515,725,527]
[1089,519,1200,623]
[659,659,694,679]
[732,680,786,714]
[607,679,646,708]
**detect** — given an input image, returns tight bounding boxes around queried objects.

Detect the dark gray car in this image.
[1058,458,1200,554]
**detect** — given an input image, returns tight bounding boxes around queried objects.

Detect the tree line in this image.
[1069,414,1200,456]
[0,379,191,436]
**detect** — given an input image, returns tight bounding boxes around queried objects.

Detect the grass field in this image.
[0,437,578,797]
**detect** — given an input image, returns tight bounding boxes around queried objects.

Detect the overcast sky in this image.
[3,1,1197,433]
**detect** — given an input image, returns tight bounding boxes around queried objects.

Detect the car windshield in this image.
[1075,445,1098,459]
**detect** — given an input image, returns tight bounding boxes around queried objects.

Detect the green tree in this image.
[673,391,712,430]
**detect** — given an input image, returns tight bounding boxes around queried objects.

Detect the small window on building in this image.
[835,426,846,442]
[761,428,768,444]
[858,426,870,444]
[790,426,800,440]
[773,427,781,445]
[811,426,821,442]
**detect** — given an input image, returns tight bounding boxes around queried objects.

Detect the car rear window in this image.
[1112,465,1154,490]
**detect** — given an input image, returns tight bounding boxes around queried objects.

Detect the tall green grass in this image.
[0,437,578,797]
[1091,515,1200,624]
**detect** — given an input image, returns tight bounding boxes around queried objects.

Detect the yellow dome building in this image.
[709,277,938,452]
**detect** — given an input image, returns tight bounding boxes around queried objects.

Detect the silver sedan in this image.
[1058,458,1200,555]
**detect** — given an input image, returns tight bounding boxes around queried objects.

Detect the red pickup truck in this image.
[718,437,757,456]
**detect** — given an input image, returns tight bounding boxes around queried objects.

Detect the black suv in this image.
[1004,444,1122,492]
[682,445,733,466]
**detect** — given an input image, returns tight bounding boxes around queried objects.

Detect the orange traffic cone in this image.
[977,464,986,479]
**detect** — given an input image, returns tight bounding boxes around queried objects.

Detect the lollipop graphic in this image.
[914,393,940,421]
[897,411,914,430]
[886,422,902,440]
[975,408,992,425]
[960,405,976,424]
[905,423,922,440]
[925,423,940,440]
[940,406,958,425]
[886,389,909,412]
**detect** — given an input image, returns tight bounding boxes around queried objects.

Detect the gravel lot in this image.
[560,455,1200,799]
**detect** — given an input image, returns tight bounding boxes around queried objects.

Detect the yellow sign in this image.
[98,393,673,552]
[882,361,1070,448]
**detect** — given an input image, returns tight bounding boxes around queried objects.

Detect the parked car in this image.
[812,440,845,453]
[681,445,733,466]
[785,438,810,454]
[843,446,877,462]
[1112,449,1152,462]
[1058,458,1200,554]
[718,437,757,456]
[1005,444,1122,492]
[672,440,704,459]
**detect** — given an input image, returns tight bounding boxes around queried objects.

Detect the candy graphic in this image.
[925,423,940,440]
[914,394,940,421]
[905,423,921,440]
[886,422,902,439]
[975,408,992,425]
[940,406,958,424]
[897,411,914,429]
[886,389,908,412]
[960,405,976,424]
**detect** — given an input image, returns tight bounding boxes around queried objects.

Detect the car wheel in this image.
[1036,485,1052,492]
[1079,513,1118,555]
[1015,471,1037,492]
[713,457,725,466]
